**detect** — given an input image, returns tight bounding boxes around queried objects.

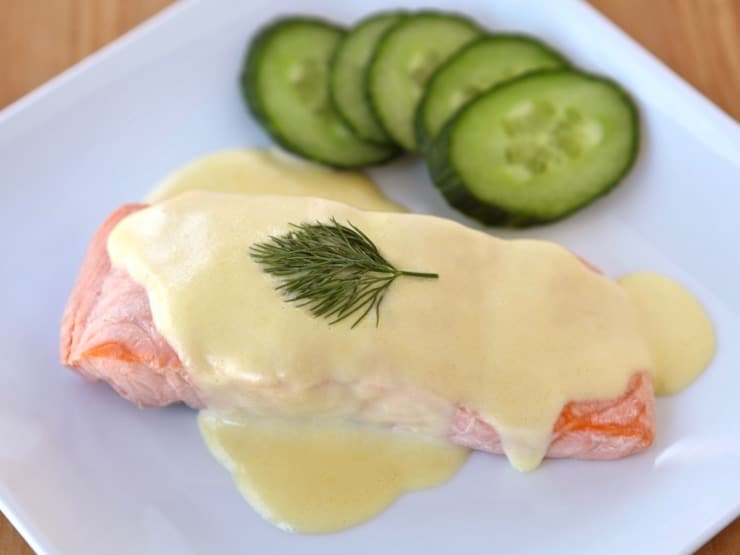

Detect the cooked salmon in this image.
[60,204,654,460]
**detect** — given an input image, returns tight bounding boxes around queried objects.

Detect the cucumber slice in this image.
[415,35,568,151]
[427,69,639,226]
[368,12,482,152]
[329,11,407,144]
[242,18,399,169]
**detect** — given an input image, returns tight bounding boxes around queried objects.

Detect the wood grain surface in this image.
[0,1,738,554]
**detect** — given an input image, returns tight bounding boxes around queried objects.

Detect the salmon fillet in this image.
[60,205,654,460]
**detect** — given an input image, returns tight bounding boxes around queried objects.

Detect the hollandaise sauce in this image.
[103,150,714,533]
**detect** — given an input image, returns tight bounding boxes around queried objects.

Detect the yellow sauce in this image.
[102,150,715,534]
[108,192,653,472]
[619,272,715,395]
[199,411,468,533]
[146,148,403,212]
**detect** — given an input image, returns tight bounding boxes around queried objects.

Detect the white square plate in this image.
[1,1,739,554]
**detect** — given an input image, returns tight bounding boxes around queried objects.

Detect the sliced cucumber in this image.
[329,11,407,144]
[368,12,482,152]
[242,18,399,169]
[415,35,568,151]
[427,69,639,226]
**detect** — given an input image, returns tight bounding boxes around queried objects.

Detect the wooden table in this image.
[1,1,738,553]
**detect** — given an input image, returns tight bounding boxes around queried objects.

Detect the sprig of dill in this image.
[249,218,438,328]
